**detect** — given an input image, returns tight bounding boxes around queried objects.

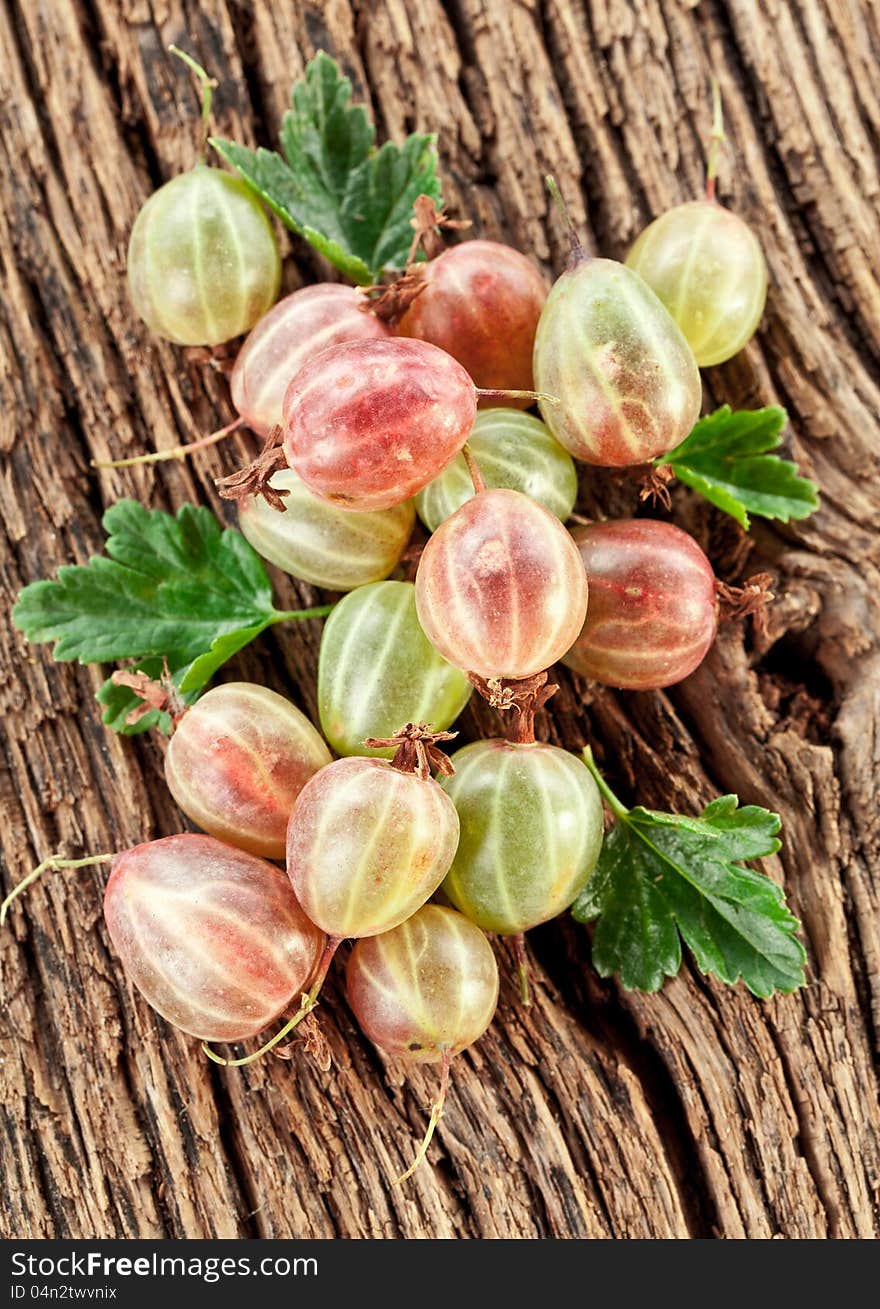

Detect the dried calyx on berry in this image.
[363,722,458,780]
[468,670,558,745]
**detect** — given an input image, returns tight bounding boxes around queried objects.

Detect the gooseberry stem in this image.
[545,175,586,263]
[475,387,558,406]
[512,933,531,1007]
[581,747,629,820]
[462,444,487,495]
[169,45,217,162]
[272,604,336,625]
[1,854,114,927]
[705,76,726,203]
[203,935,342,1067]
[393,1048,452,1186]
[92,417,244,470]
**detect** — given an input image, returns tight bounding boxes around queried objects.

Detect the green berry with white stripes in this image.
[440,739,604,935]
[317,581,472,758]
[626,201,767,367]
[415,408,578,532]
[127,165,280,346]
[239,469,414,592]
[533,255,701,467]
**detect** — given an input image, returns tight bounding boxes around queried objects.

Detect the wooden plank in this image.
[0,0,877,1238]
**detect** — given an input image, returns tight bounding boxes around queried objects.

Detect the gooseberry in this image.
[164,682,331,859]
[397,240,547,405]
[317,581,472,758]
[126,48,280,347]
[103,834,324,1043]
[127,165,280,347]
[230,284,391,436]
[533,245,701,465]
[415,487,588,680]
[625,201,767,366]
[286,736,459,940]
[281,338,477,511]
[440,739,604,935]
[563,518,718,689]
[238,470,414,591]
[414,408,577,532]
[347,903,498,1182]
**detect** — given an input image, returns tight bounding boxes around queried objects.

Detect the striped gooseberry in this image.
[347,904,499,1182]
[563,519,718,689]
[238,470,414,591]
[440,740,604,937]
[286,733,459,943]
[280,338,478,511]
[317,581,472,758]
[127,165,281,347]
[164,682,331,859]
[414,408,577,533]
[414,486,588,680]
[230,284,391,437]
[625,201,767,367]
[396,240,547,406]
[533,214,701,465]
[103,834,325,1043]
[126,50,280,348]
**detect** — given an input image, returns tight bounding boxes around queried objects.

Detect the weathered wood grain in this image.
[0,0,878,1238]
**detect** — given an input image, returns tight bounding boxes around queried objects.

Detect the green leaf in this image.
[211,51,441,284]
[659,405,819,530]
[13,499,332,732]
[573,755,806,998]
[13,500,283,667]
[179,623,277,693]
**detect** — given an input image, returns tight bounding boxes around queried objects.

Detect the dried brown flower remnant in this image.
[361,268,428,323]
[110,658,184,726]
[639,463,675,511]
[468,670,559,744]
[361,195,471,324]
[407,194,471,264]
[716,572,775,639]
[216,426,289,511]
[363,722,458,780]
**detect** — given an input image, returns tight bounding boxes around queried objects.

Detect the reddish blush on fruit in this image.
[164,683,331,859]
[397,240,547,406]
[231,284,391,436]
[415,487,588,680]
[103,834,325,1043]
[564,518,717,689]
[282,338,478,512]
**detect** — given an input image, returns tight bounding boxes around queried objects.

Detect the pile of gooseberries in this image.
[7,59,774,1185]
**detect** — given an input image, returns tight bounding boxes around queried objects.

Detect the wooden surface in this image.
[1,0,879,1239]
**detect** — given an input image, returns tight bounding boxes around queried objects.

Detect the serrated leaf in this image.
[209,142,373,284]
[573,775,806,998]
[667,405,788,459]
[178,623,276,693]
[13,500,282,667]
[210,51,440,283]
[574,822,683,990]
[660,405,819,530]
[10,499,333,734]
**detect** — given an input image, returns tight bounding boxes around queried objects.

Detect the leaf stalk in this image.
[581,747,630,820]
